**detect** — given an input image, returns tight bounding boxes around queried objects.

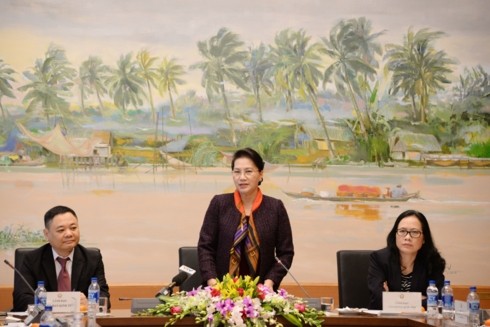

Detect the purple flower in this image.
[278,289,288,298]
[187,289,199,296]
[216,298,235,315]
[242,297,258,318]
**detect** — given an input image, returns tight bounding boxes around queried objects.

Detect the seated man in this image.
[12,205,110,312]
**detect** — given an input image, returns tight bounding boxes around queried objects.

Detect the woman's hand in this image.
[264,279,274,290]
[207,278,217,287]
[383,281,389,292]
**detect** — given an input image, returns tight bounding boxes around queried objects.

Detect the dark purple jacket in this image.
[198,193,294,289]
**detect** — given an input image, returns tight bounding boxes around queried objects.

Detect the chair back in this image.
[14,247,36,270]
[13,248,37,293]
[14,246,100,276]
[336,250,373,309]
[178,246,203,291]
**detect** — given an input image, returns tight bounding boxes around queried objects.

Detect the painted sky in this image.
[1,0,489,96]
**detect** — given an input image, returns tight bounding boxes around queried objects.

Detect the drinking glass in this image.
[320,297,334,312]
[98,297,108,315]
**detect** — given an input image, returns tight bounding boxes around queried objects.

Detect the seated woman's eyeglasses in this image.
[232,169,257,177]
[396,229,422,238]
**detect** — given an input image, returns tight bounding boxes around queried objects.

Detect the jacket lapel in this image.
[71,246,85,291]
[41,246,58,291]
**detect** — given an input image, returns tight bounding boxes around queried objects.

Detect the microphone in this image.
[274,256,311,298]
[4,259,36,293]
[155,265,196,297]
[4,259,44,325]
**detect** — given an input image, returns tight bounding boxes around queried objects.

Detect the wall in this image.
[1,0,489,291]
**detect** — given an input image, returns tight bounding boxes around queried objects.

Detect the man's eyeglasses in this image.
[396,229,422,238]
[232,169,257,177]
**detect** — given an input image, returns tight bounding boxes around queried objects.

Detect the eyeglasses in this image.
[396,229,422,238]
[232,169,258,177]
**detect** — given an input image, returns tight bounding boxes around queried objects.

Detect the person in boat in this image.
[197,148,294,291]
[367,209,446,310]
[390,184,408,198]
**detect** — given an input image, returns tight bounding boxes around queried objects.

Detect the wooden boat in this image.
[422,154,469,167]
[468,157,490,168]
[159,150,194,170]
[283,190,420,202]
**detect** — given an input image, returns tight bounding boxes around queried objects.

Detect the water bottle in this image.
[467,286,480,327]
[441,280,454,320]
[426,280,439,319]
[34,280,47,308]
[87,277,100,326]
[39,305,55,327]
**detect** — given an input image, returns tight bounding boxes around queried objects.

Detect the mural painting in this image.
[0,0,489,289]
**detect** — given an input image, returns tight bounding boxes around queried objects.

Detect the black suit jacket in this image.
[12,243,110,312]
[198,193,294,289]
[367,247,445,310]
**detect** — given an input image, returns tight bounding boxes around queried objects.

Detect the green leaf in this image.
[281,313,302,327]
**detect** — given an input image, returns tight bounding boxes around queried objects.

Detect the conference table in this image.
[96,309,448,327]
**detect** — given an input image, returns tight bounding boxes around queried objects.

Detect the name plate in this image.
[46,291,81,313]
[454,300,469,324]
[382,292,421,313]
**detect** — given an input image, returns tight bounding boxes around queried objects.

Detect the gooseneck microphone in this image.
[4,259,44,324]
[274,256,312,298]
[4,259,36,293]
[155,271,188,297]
[155,265,196,297]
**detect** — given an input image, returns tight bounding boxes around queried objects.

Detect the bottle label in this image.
[442,294,453,308]
[88,290,100,303]
[468,301,480,311]
[35,296,47,306]
[427,294,438,306]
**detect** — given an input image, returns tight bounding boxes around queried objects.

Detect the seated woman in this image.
[367,209,446,310]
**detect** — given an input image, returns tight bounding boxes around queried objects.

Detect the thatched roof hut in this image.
[390,132,441,161]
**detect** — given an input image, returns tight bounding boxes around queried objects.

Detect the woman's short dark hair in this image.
[231,148,265,172]
[386,209,445,275]
[44,205,78,228]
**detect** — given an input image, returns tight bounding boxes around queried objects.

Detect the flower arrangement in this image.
[141,274,324,327]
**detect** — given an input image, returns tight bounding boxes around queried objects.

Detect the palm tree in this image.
[321,19,379,141]
[79,56,109,115]
[18,44,76,126]
[190,27,248,145]
[244,43,273,122]
[384,27,455,122]
[285,29,337,158]
[453,65,490,101]
[343,17,385,129]
[346,18,385,70]
[269,29,297,112]
[157,57,186,119]
[0,59,17,121]
[106,53,145,117]
[137,49,159,122]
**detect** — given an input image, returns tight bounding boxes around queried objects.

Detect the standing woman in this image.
[198,148,294,290]
[367,209,446,309]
